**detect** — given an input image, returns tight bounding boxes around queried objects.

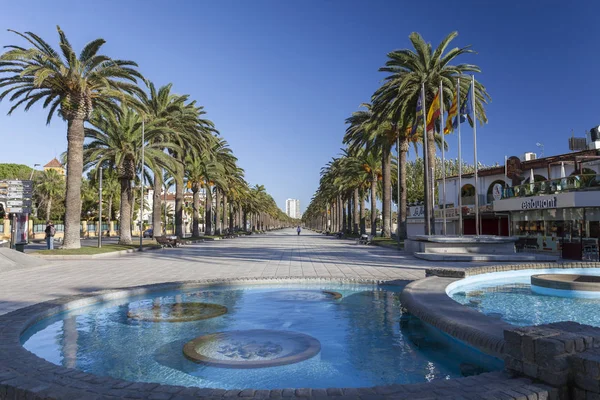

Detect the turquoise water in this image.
[449,268,600,327]
[22,284,497,389]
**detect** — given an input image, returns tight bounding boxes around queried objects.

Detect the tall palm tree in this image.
[138,81,195,235]
[374,31,490,234]
[83,107,178,244]
[35,169,65,220]
[0,27,144,248]
[171,102,214,237]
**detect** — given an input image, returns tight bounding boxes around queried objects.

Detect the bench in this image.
[357,234,373,245]
[155,236,180,248]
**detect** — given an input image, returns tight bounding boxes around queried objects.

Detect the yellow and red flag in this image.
[444,90,459,134]
[426,89,440,132]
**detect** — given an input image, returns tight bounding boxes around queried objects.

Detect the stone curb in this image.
[0,278,552,399]
[402,262,600,359]
[30,245,163,260]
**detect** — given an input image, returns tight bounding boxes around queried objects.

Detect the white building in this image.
[407,130,600,260]
[286,198,301,219]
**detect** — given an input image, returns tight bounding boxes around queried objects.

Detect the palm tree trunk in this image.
[63,118,85,249]
[192,188,200,237]
[118,178,133,244]
[399,139,409,240]
[205,187,213,234]
[152,173,162,235]
[359,190,366,235]
[223,194,228,232]
[342,199,347,234]
[427,131,436,235]
[337,196,343,232]
[353,188,359,235]
[214,188,221,235]
[370,175,377,235]
[46,197,52,221]
[175,161,184,238]
[346,198,352,233]
[382,145,392,238]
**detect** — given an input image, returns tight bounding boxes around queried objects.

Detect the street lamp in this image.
[28,164,41,180]
[536,142,544,158]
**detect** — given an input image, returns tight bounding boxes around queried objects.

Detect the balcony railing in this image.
[502,174,600,199]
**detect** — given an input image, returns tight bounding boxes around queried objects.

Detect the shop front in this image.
[494,192,600,261]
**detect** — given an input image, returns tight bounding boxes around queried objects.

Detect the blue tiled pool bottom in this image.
[449,268,600,327]
[22,284,497,389]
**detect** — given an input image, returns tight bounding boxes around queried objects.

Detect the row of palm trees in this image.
[303,32,491,238]
[0,27,294,247]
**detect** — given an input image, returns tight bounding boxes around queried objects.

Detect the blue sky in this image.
[0,1,598,214]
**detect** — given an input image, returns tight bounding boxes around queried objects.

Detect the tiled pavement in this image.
[0,229,515,316]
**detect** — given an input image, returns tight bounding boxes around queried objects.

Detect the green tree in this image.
[0,164,33,180]
[83,107,178,244]
[34,169,65,220]
[374,31,491,234]
[0,27,144,248]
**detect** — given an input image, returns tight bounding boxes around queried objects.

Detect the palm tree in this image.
[35,169,65,220]
[83,107,178,244]
[374,31,490,234]
[101,170,120,225]
[138,81,197,235]
[0,27,144,248]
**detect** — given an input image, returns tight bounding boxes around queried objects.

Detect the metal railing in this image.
[502,174,600,199]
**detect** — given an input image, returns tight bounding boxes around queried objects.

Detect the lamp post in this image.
[28,164,40,181]
[86,211,91,239]
[536,142,544,158]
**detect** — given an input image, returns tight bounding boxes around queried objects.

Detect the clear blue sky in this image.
[0,1,598,214]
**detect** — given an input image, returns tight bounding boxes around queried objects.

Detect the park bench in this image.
[223,230,236,239]
[357,234,373,245]
[155,236,180,248]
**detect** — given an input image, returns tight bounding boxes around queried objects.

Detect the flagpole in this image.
[439,81,446,235]
[421,82,431,235]
[472,75,479,236]
[457,78,463,236]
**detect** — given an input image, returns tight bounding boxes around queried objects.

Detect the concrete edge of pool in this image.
[402,261,600,357]
[0,276,554,399]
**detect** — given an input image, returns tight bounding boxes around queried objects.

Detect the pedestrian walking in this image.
[297,226,301,236]
[45,220,56,250]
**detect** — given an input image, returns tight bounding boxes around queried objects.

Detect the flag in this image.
[460,81,474,127]
[444,91,459,134]
[426,89,441,132]
[410,93,423,135]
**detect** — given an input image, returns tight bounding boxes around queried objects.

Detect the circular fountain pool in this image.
[21,283,497,389]
[448,267,600,327]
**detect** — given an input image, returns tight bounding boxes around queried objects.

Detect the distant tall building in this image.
[285,198,300,219]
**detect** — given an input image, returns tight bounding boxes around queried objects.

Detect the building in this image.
[413,128,600,260]
[286,198,301,219]
[142,189,205,234]
[43,158,65,176]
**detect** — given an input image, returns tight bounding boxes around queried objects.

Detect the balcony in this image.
[502,174,600,199]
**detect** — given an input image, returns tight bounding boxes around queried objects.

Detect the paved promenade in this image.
[1,229,490,315]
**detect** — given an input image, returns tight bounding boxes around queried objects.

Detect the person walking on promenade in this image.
[45,220,56,250]
[297,226,301,236]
